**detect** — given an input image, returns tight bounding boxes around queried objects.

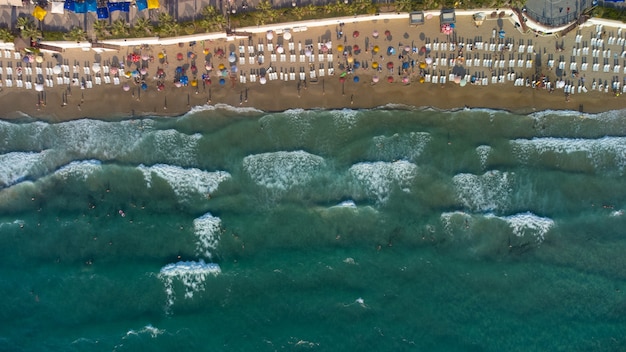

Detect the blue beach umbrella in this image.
[180,75,189,85]
[353,76,360,83]
[219,78,225,85]
[353,61,360,69]
[141,82,147,90]
[499,30,505,39]
[176,66,183,74]
[450,23,455,29]
[402,62,410,69]
[387,46,395,55]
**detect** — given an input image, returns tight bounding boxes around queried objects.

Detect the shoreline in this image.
[1,11,625,122]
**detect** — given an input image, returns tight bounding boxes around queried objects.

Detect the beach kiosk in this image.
[440,8,456,25]
[409,11,425,26]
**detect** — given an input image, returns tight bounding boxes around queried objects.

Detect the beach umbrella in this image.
[353,44,360,52]
[373,46,380,54]
[372,62,379,69]
[142,54,150,61]
[230,65,238,73]
[405,46,411,52]
[353,61,360,69]
[353,76,359,83]
[205,63,212,71]
[402,77,409,84]
[402,62,409,69]
[141,82,148,90]
[283,31,292,40]
[176,66,183,74]
[216,48,224,56]
[123,83,130,91]
[190,65,197,74]
[124,71,132,78]
[188,51,196,59]
[325,42,332,49]
[419,77,425,83]
[337,44,344,52]
[191,79,198,87]
[132,54,140,62]
[203,48,210,55]
[276,46,284,54]
[454,76,461,84]
[339,76,346,83]
[205,78,211,85]
[180,75,189,85]
[218,63,225,70]
[157,83,165,91]
[387,62,394,69]
[140,67,148,75]
[35,55,43,63]
[22,56,29,63]
[460,79,467,87]
[372,75,379,83]
[387,46,395,55]
[384,30,391,37]
[420,46,427,53]
[340,72,347,78]
[387,76,393,83]
[266,31,274,40]
[305,49,312,57]
[228,54,236,63]
[157,68,165,77]
[353,31,359,38]
[499,30,505,39]
[425,57,433,65]
[174,81,182,88]
[259,77,266,85]
[347,56,354,64]
[35,83,44,91]
[132,70,141,78]
[219,78,226,85]
[158,52,165,59]
[92,63,101,73]
[372,30,379,38]
[419,62,427,69]
[177,53,183,60]
[322,46,328,53]
[52,65,62,74]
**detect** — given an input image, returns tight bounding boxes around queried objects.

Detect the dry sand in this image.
[1,13,624,122]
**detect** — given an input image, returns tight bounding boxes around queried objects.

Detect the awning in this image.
[86,0,97,12]
[73,1,87,13]
[147,0,159,9]
[33,5,47,21]
[108,1,130,12]
[97,7,109,18]
[136,0,147,10]
[64,0,75,11]
[51,1,65,14]
[0,0,23,6]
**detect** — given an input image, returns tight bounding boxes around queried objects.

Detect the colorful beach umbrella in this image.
[177,53,183,60]
[372,75,379,83]
[454,76,461,84]
[372,61,379,69]
[353,76,359,83]
[218,63,225,70]
[419,62,427,69]
[219,78,226,85]
[387,76,393,83]
[372,30,379,38]
[353,31,359,38]
[123,83,130,91]
[337,44,344,52]
[35,55,43,63]
[140,67,148,75]
[141,82,148,90]
[373,46,379,54]
[402,77,409,84]
[384,30,391,37]
[266,31,274,40]
[158,52,165,59]
[387,62,394,69]
[353,44,360,52]
[339,76,346,83]
[191,79,198,87]
[419,77,425,83]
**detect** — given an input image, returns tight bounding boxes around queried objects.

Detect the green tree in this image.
[290,6,306,20]
[0,28,15,43]
[304,4,318,16]
[93,20,110,39]
[157,13,181,37]
[111,19,130,37]
[133,17,154,36]
[64,27,87,41]
[394,0,414,12]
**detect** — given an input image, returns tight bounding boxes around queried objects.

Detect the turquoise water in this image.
[1,106,626,351]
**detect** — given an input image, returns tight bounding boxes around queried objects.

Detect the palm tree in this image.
[202,5,219,18]
[93,20,110,39]
[0,28,15,43]
[20,25,41,41]
[133,17,153,36]
[304,4,317,17]
[16,17,32,31]
[64,27,87,41]
[290,6,306,20]
[394,0,414,12]
[257,0,272,14]
[111,19,130,37]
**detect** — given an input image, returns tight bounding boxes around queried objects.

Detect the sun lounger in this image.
[328,67,334,75]
[16,79,22,88]
[433,43,439,51]
[56,76,63,85]
[113,77,120,85]
[518,59,524,68]
[104,76,111,84]
[64,76,70,85]
[3,50,10,58]
[249,56,255,65]
[47,79,53,87]
[25,81,32,89]
[582,47,589,55]
[35,67,42,75]
[526,60,533,68]
[466,59,472,67]
[592,63,599,72]
[299,72,305,80]
[527,45,534,53]
[6,67,12,75]
[603,64,610,72]
[570,62,577,70]
[14,52,20,60]
[489,43,495,51]
[249,74,256,82]
[431,75,438,83]
[309,70,316,79]
[239,56,245,65]
[318,54,324,62]
[63,65,69,72]
[518,45,525,53]
[440,76,446,84]
[257,44,264,52]
[319,68,325,77]
[248,45,254,54]
[283,73,288,82]
[299,55,305,63]
[270,54,276,62]
[449,73,455,81]
[289,43,295,51]
[614,65,621,73]
[280,54,286,62]
[491,75,497,84]
[474,58,480,66]
[267,44,273,52]
[279,72,284,80]
[95,77,101,85]
[481,77,488,85]
[441,43,447,51]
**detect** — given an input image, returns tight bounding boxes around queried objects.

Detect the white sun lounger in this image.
[113,77,120,85]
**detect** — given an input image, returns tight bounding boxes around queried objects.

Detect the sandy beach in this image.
[0,11,625,121]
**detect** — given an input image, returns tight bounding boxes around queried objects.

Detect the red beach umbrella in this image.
[420,46,427,53]
[387,76,394,83]
[353,31,359,38]
[157,83,165,91]
[387,62,394,69]
[177,53,184,60]
[384,30,391,37]
[353,44,360,52]
[156,68,165,77]
[339,76,346,83]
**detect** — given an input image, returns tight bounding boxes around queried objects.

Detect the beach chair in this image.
[308,54,314,63]
[491,75,497,84]
[575,34,582,43]
[592,49,598,58]
[328,67,334,75]
[448,73,455,81]
[570,62,577,70]
[299,55,305,63]
[239,56,245,65]
[318,54,324,62]
[104,76,111,84]
[113,77,120,85]
[283,72,288,82]
[3,50,9,58]
[309,70,316,79]
[25,81,32,89]
[499,61,505,68]
[6,67,12,75]
[268,43,274,52]
[5,79,11,87]
[16,79,22,88]
[442,43,448,51]
[248,45,254,54]
[249,56,256,65]
[482,77,488,85]
[582,47,589,55]
[327,54,333,62]
[482,58,488,67]
[592,63,599,72]
[271,54,276,62]
[431,75,438,84]
[290,72,296,81]
[63,65,69,72]
[299,72,306,80]
[64,77,70,85]
[103,66,109,74]
[249,73,256,82]
[47,79,53,87]
[527,45,534,53]
[433,42,439,51]
[518,45,525,53]
[474,58,480,66]
[466,59,472,68]
[290,54,296,63]
[440,76,446,84]
[603,64,610,72]
[35,67,42,75]
[289,43,295,51]
[614,65,621,73]
[14,52,20,60]
[319,68,325,77]
[280,54,286,62]
[279,71,284,80]
[526,60,532,68]
[56,76,63,85]
[489,43,496,52]
[95,77,101,85]
[257,44,264,52]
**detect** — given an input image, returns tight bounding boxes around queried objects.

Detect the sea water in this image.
[1,106,626,351]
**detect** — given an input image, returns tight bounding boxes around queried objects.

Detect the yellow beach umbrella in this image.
[124,71,131,78]
[218,63,225,70]
[203,48,210,55]
[419,62,427,69]
[35,55,44,63]
[347,55,354,63]
[158,52,164,59]
[337,44,344,52]
[372,61,379,69]
[419,77,425,83]
[191,79,198,87]
[373,46,379,54]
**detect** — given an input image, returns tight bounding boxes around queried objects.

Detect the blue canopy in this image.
[136,0,147,10]
[97,7,109,19]
[64,0,75,11]
[180,75,189,85]
[86,0,97,12]
[402,62,409,69]
[353,76,359,83]
[73,1,87,13]
[108,1,130,12]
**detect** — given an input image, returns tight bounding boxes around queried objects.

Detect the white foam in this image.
[193,213,222,259]
[330,109,360,128]
[54,160,102,180]
[610,210,624,217]
[159,260,221,308]
[342,257,356,265]
[497,212,555,244]
[138,164,231,199]
[440,211,472,236]
[145,130,202,164]
[452,170,514,212]
[125,325,165,339]
[242,150,325,191]
[349,160,418,203]
[511,137,626,172]
[185,103,263,116]
[370,132,431,161]
[475,145,492,170]
[0,151,46,187]
[336,200,357,208]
